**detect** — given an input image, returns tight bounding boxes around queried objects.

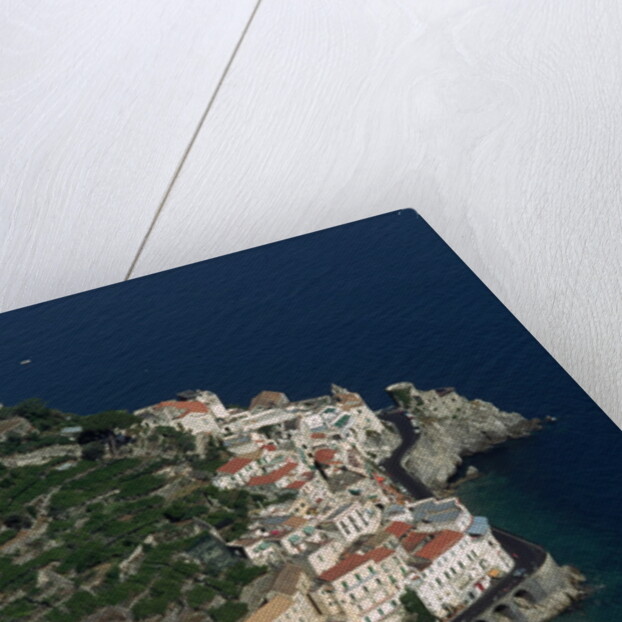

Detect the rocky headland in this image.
[385,381,542,493]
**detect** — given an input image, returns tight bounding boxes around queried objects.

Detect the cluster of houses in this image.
[134,386,515,622]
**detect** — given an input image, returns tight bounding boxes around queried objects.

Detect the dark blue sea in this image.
[0,211,619,620]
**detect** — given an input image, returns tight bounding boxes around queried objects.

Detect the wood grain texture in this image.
[133,0,622,425]
[0,0,257,311]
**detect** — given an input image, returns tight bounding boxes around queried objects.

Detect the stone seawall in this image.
[473,553,585,622]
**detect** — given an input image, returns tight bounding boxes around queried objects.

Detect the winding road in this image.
[377,408,548,622]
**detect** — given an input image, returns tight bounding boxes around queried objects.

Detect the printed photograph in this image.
[0,210,618,622]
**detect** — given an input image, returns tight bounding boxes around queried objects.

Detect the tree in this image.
[3,513,32,530]
[400,589,435,622]
[209,601,248,622]
[82,441,105,461]
[81,410,138,432]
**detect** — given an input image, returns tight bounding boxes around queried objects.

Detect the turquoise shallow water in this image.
[456,429,621,620]
[0,211,619,620]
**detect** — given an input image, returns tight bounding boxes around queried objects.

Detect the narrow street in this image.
[378,408,433,499]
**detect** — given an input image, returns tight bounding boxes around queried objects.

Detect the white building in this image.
[134,399,221,436]
[306,539,347,576]
[406,526,512,619]
[313,547,409,622]
[320,501,382,544]
[409,497,473,533]
[213,456,261,490]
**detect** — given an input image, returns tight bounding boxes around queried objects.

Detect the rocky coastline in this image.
[385,381,542,494]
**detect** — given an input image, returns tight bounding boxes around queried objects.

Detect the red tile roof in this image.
[318,553,368,582]
[250,391,289,410]
[415,530,463,561]
[366,547,395,563]
[334,392,364,410]
[311,432,326,439]
[402,531,429,552]
[285,480,307,490]
[248,462,298,487]
[319,547,394,582]
[156,400,209,414]
[314,448,337,464]
[385,521,413,538]
[217,457,253,475]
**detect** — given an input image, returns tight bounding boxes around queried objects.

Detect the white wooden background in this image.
[1,1,620,426]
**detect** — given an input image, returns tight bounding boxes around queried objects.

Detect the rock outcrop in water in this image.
[386,381,542,492]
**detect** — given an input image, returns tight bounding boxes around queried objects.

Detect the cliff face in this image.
[386,382,541,491]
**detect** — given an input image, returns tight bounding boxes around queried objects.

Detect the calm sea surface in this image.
[0,211,619,620]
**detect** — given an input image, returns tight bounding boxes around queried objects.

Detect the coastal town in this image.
[0,382,586,622]
[129,382,584,622]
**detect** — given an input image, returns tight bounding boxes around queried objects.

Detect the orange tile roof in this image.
[244,594,293,622]
[334,392,364,409]
[415,530,463,561]
[216,456,253,475]
[248,462,298,487]
[385,521,413,538]
[285,480,307,490]
[314,448,337,464]
[284,516,307,529]
[402,531,429,552]
[366,547,395,563]
[250,391,289,410]
[318,547,393,582]
[318,553,368,582]
[156,400,209,414]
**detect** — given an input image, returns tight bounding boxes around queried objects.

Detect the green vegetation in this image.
[400,589,435,622]
[209,601,249,622]
[80,410,139,432]
[0,399,272,622]
[186,584,216,608]
[1,398,73,432]
[390,387,414,410]
[151,426,196,454]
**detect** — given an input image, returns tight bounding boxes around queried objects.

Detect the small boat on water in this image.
[19,359,31,365]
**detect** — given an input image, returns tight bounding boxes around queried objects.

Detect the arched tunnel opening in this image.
[492,603,519,621]
[513,588,537,606]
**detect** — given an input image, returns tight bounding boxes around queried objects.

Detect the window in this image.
[436,578,443,587]
[341,581,348,590]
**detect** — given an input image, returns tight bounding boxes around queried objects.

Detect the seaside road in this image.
[377,406,549,621]
[378,408,433,499]
[450,528,547,621]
